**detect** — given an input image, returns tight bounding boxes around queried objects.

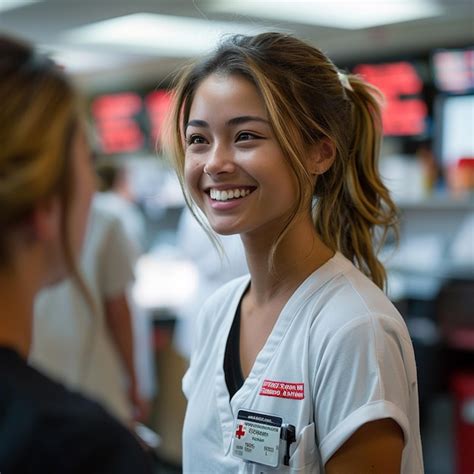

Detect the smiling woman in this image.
[167,32,422,474]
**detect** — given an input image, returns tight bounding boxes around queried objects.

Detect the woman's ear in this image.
[307,138,336,176]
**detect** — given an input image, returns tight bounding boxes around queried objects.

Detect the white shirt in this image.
[182,252,423,473]
[94,191,147,260]
[31,203,135,422]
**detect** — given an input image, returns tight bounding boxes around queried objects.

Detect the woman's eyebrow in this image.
[226,115,269,126]
[185,115,269,131]
[185,119,208,131]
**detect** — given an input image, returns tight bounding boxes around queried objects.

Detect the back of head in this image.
[169,32,398,289]
[0,35,79,266]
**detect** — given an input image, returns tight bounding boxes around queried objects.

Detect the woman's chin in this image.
[210,224,240,237]
[206,216,244,237]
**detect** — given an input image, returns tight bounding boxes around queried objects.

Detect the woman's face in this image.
[184,73,299,238]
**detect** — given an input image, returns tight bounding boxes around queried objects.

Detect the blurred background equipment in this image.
[3,1,473,472]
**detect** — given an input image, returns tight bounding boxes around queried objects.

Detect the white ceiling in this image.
[1,0,473,92]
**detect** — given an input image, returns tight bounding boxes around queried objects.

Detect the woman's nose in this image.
[203,144,236,176]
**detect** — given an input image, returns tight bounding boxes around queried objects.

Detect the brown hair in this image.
[167,32,398,289]
[0,34,89,297]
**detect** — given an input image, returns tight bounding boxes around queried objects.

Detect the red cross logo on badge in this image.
[235,424,246,439]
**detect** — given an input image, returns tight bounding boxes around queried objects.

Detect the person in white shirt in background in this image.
[95,162,147,260]
[31,199,149,426]
[94,162,156,405]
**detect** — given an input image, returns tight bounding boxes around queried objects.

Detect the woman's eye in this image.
[186,135,207,145]
[236,132,258,141]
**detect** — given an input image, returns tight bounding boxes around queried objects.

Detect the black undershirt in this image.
[224,300,245,399]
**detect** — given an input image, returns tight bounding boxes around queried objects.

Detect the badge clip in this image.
[280,423,296,466]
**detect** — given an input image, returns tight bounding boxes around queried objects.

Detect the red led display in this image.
[91,92,145,154]
[91,90,174,154]
[146,90,173,148]
[354,61,427,136]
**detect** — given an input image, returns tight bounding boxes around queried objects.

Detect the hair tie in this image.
[337,71,353,92]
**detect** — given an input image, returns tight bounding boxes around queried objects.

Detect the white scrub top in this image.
[182,252,423,473]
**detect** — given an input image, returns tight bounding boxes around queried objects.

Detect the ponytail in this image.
[314,74,398,289]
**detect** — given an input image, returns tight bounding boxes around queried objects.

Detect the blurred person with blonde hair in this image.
[0,35,152,473]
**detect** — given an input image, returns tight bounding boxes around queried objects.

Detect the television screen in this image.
[437,94,474,167]
[433,48,474,94]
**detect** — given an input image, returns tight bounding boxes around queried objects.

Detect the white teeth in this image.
[210,188,250,201]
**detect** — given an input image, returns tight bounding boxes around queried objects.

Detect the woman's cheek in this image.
[184,158,203,197]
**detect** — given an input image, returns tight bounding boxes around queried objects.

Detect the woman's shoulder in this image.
[305,253,408,340]
[33,392,152,473]
[0,350,152,473]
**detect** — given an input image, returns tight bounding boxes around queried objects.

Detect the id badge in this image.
[231,409,282,468]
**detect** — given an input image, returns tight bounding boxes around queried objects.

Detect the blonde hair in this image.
[0,35,89,298]
[167,33,398,289]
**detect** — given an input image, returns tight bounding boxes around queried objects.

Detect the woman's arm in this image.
[325,418,404,474]
[104,292,148,422]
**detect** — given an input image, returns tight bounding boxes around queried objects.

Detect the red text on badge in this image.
[259,380,304,400]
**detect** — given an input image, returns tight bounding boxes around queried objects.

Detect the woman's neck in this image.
[0,263,37,359]
[241,214,334,307]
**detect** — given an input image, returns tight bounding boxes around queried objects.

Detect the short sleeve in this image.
[312,314,417,465]
[98,216,135,298]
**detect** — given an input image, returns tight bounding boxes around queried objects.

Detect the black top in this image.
[224,300,245,399]
[0,347,153,474]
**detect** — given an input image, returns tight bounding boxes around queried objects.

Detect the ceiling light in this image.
[0,0,38,14]
[62,13,273,57]
[40,45,136,74]
[211,0,443,29]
